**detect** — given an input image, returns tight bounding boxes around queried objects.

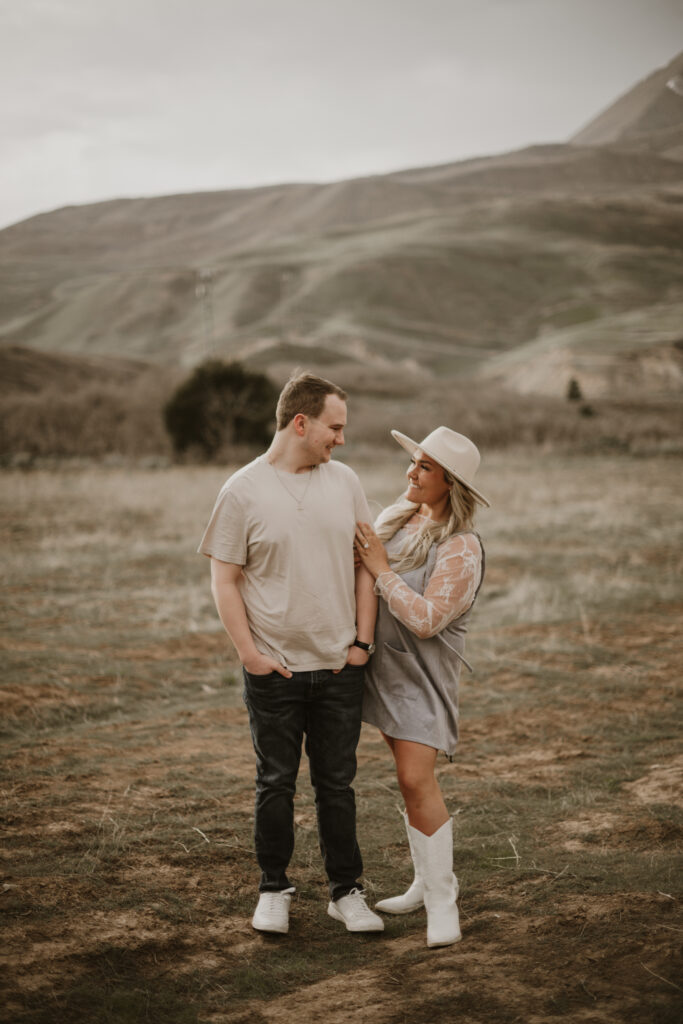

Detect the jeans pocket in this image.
[337,660,365,676]
[242,669,285,708]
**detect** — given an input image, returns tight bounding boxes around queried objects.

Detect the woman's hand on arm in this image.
[210,559,292,678]
[354,522,391,580]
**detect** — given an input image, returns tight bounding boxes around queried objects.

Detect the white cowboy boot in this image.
[375,809,424,914]
[376,810,459,917]
[408,818,461,948]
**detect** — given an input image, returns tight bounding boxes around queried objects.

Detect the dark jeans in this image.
[242,664,365,901]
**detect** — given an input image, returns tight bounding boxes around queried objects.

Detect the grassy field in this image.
[1,451,682,1024]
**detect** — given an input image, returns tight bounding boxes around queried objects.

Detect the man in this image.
[198,371,382,935]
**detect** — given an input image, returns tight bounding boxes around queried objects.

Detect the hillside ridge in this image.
[1,53,682,400]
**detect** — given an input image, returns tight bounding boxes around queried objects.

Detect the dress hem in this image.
[361,717,457,759]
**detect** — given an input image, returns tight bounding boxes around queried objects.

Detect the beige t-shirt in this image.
[198,454,371,671]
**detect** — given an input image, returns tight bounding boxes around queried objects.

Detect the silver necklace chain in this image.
[271,463,316,511]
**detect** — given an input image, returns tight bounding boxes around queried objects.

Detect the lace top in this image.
[375,513,483,640]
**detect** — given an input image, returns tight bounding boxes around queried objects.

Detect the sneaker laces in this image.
[261,892,285,911]
[341,888,374,919]
[258,888,292,913]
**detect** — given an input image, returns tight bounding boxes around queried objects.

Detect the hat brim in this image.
[391,429,491,508]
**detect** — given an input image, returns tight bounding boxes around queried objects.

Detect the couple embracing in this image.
[198,371,489,949]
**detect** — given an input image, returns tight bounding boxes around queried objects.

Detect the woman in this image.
[354,426,489,948]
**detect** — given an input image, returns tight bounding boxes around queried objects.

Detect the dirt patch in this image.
[625,755,683,809]
[462,738,592,783]
[115,631,230,661]
[552,812,624,851]
[550,811,683,852]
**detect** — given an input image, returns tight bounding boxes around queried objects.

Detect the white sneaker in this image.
[252,888,295,934]
[327,888,385,932]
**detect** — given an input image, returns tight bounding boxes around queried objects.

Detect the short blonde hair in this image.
[276,371,347,431]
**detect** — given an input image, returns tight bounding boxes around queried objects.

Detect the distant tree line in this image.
[2,357,681,465]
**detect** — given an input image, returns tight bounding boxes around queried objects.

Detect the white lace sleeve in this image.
[375,533,482,639]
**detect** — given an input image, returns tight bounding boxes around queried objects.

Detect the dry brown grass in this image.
[0,378,174,460]
[1,451,682,1024]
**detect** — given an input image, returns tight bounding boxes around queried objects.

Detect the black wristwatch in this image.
[353,639,376,655]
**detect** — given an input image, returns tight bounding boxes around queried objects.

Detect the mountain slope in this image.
[1,55,682,395]
[481,301,683,399]
[572,51,683,149]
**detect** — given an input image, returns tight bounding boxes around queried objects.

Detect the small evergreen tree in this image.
[566,377,583,402]
[164,359,278,458]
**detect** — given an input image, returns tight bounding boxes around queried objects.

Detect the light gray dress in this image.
[362,529,485,759]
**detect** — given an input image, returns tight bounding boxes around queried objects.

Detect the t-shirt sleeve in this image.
[197,486,248,564]
[350,469,372,522]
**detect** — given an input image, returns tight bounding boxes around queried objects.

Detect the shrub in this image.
[163,360,278,459]
[567,377,583,401]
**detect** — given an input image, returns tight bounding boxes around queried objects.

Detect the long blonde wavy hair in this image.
[375,470,477,574]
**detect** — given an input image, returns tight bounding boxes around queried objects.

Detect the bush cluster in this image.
[163,360,278,459]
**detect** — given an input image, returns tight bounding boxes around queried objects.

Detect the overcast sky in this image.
[1,0,681,229]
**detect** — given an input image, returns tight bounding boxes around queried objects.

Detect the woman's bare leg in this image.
[376,733,459,943]
[384,736,449,836]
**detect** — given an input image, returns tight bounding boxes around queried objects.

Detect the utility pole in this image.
[280,268,293,343]
[195,267,215,358]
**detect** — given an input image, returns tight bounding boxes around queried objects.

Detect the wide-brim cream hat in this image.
[391,426,490,507]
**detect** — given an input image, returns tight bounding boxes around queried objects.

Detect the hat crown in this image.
[390,425,490,507]
[417,427,480,481]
